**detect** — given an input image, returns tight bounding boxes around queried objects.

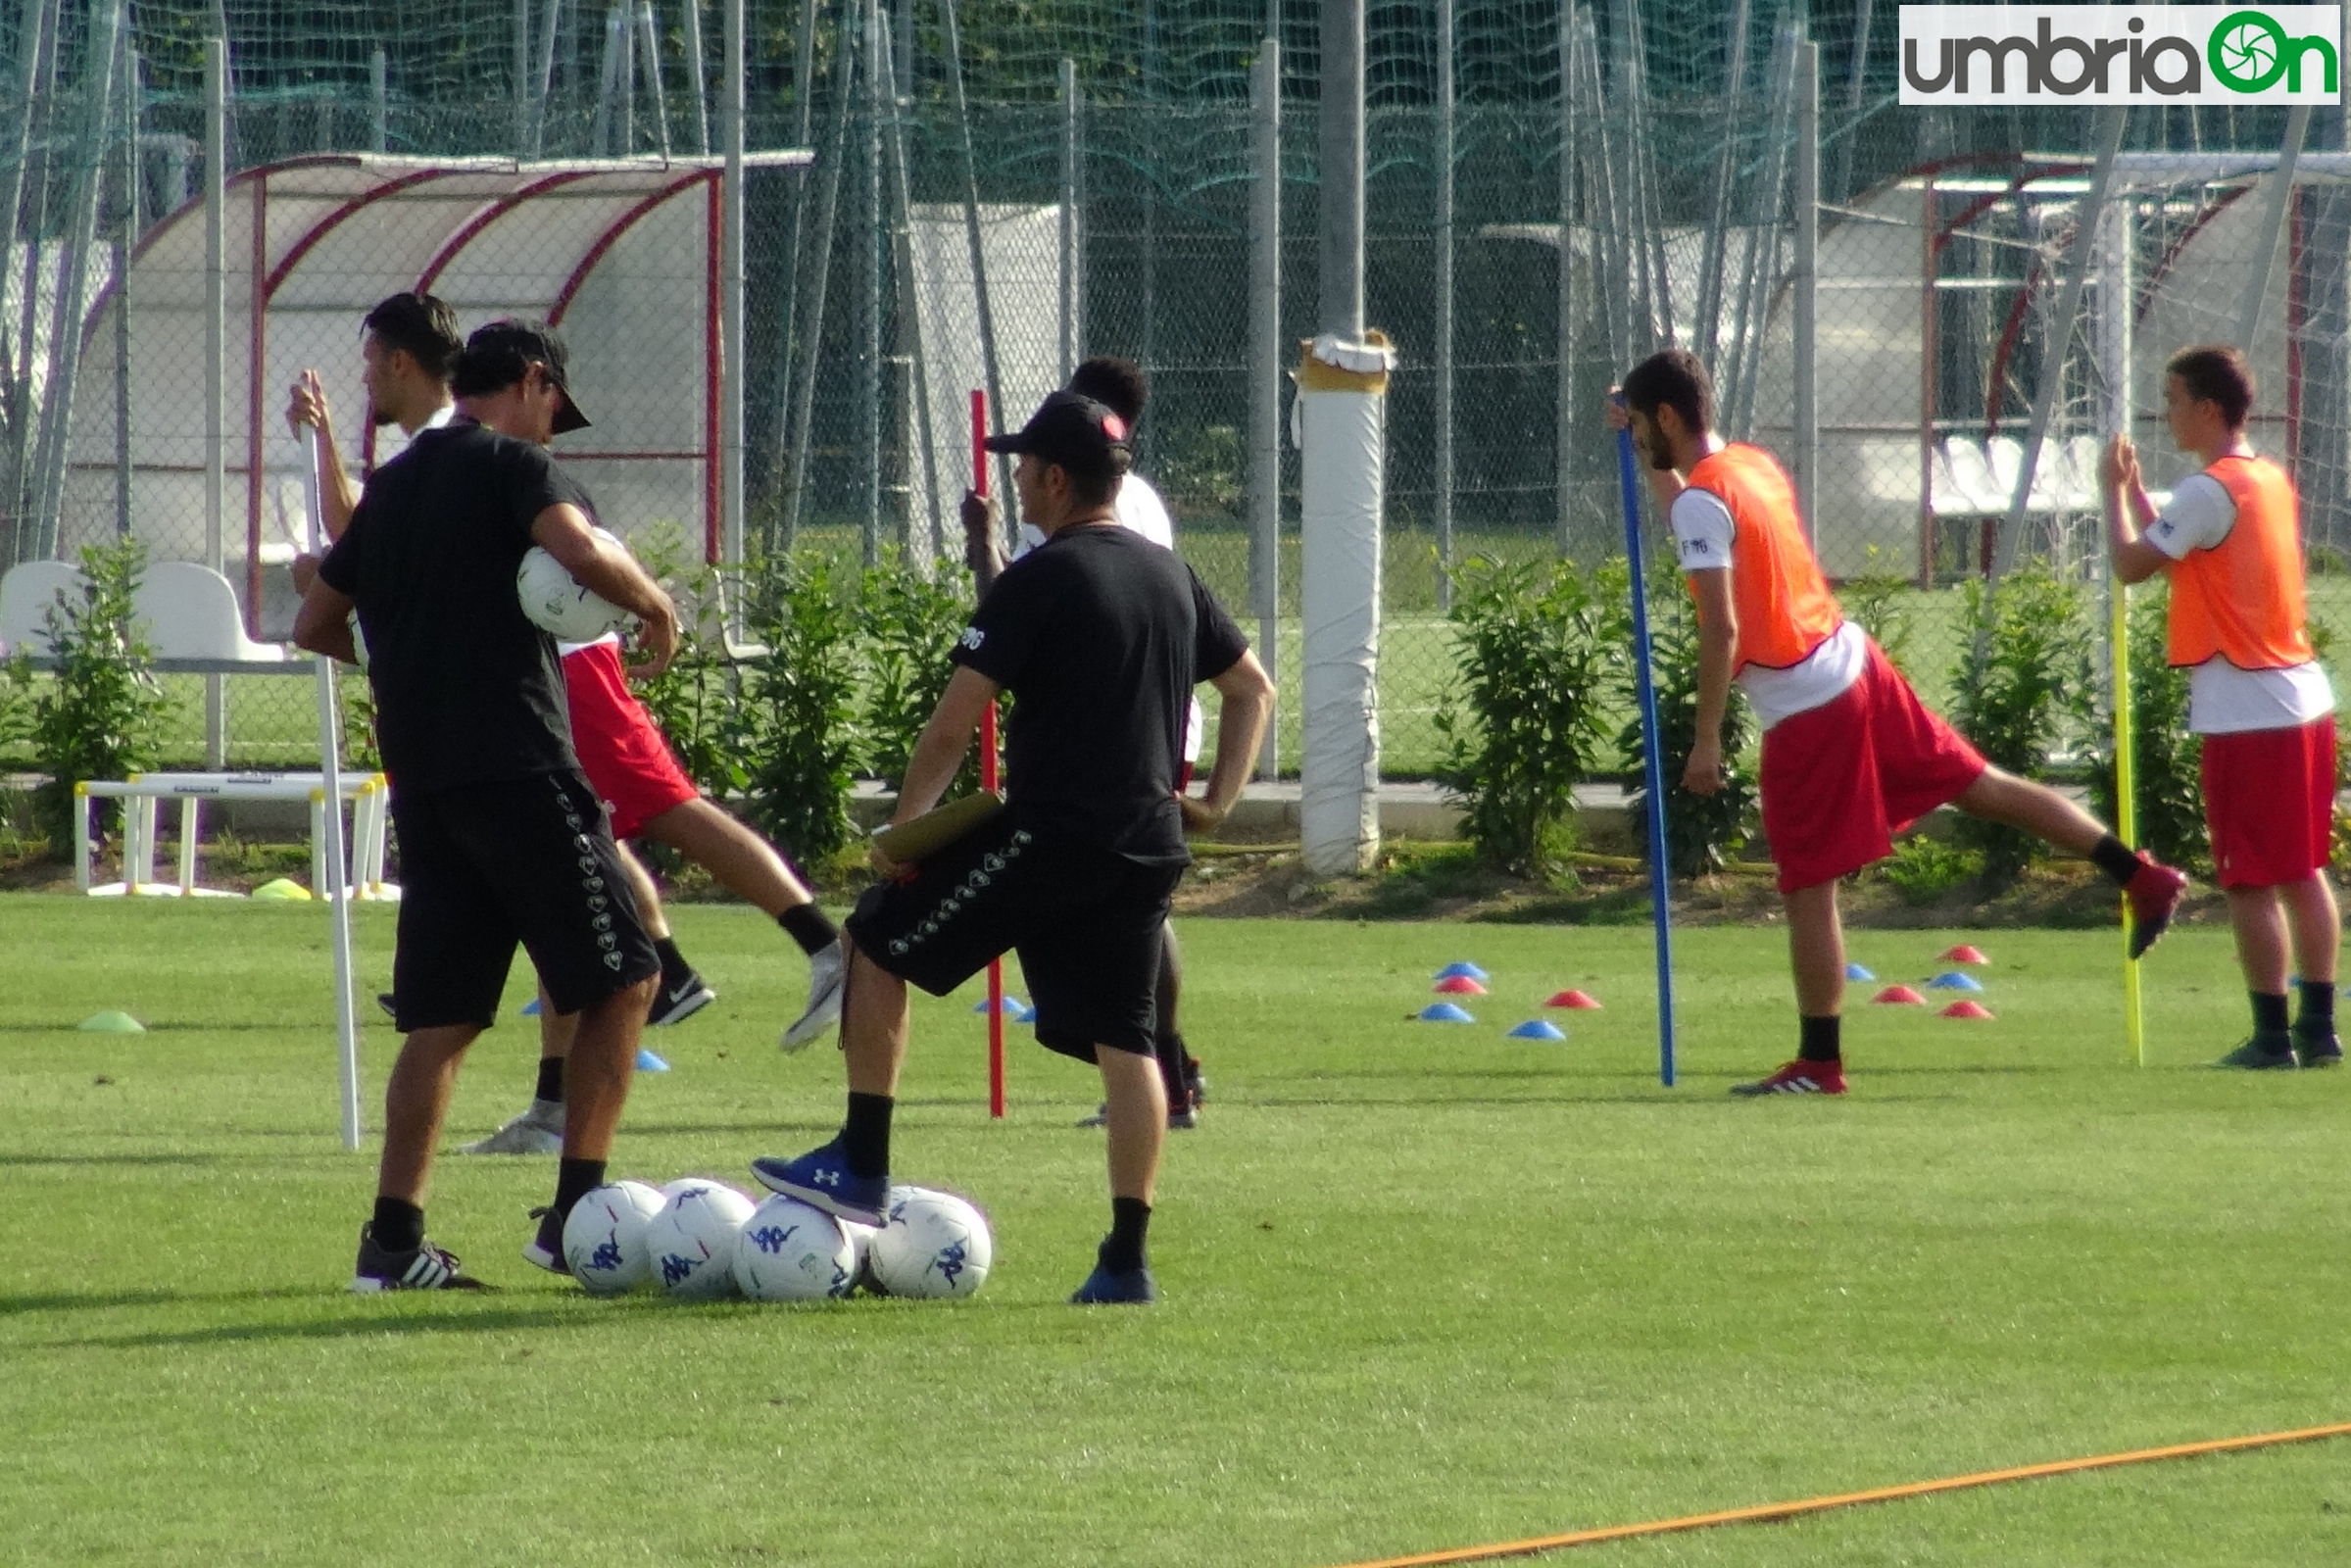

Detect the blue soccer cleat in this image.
[1069,1257,1158,1305]
[749,1138,887,1227]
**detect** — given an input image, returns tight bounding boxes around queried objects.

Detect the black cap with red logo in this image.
[983,390,1132,482]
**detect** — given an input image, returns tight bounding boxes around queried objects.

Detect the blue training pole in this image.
[1615,421,1678,1086]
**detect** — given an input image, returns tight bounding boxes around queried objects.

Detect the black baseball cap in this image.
[452,318,592,434]
[983,390,1130,478]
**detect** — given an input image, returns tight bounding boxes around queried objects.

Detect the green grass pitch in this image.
[5,894,2351,1565]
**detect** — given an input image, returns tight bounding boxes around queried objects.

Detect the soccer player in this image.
[293,327,676,1290]
[962,357,1208,1129]
[752,390,1273,1303]
[1612,348,2188,1096]
[2104,345,2340,1069]
[290,309,848,1158]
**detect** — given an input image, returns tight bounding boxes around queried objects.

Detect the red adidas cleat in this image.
[1730,1058,1848,1097]
[2124,857,2189,960]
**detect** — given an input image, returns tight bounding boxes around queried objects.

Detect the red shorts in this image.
[1758,640,1988,893]
[562,640,699,840]
[2201,714,2337,888]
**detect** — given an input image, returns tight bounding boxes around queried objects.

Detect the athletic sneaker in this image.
[1731,1058,1848,1097]
[1070,1257,1158,1305]
[2297,1032,2344,1067]
[780,939,848,1054]
[521,1205,569,1274]
[1184,1058,1206,1105]
[459,1099,564,1155]
[2125,858,2190,960]
[750,1137,886,1226]
[351,1224,488,1293]
[1076,1100,1200,1130]
[375,993,397,1022]
[648,969,718,1027]
[2216,1036,2300,1070]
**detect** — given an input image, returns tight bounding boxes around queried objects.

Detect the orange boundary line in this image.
[1325,1421,2351,1568]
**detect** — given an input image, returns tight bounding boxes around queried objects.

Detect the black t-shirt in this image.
[951,521,1249,864]
[317,421,589,792]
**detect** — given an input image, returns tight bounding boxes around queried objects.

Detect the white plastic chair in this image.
[1982,434,2063,514]
[2060,435,2105,513]
[132,561,288,665]
[0,560,87,658]
[1941,437,2006,513]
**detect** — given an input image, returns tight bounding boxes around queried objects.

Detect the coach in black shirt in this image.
[752,390,1273,1304]
[295,320,680,1292]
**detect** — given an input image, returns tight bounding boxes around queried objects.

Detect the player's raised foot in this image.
[1731,1058,1848,1097]
[351,1224,490,1293]
[2125,858,2190,960]
[1076,1101,1200,1130]
[1183,1057,1206,1104]
[375,992,397,1022]
[1070,1253,1158,1306]
[2215,1036,2300,1070]
[750,1137,885,1226]
[2296,1031,2344,1067]
[779,938,847,1054]
[459,1099,564,1155]
[648,969,717,1027]
[521,1205,569,1274]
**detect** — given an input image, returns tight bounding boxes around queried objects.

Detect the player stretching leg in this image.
[752,392,1272,1302]
[293,331,676,1289]
[1612,349,2188,1096]
[965,358,1207,1127]
[2105,345,2340,1069]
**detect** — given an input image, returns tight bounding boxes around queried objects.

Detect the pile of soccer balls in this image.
[561,1178,994,1303]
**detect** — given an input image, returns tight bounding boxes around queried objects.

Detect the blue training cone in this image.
[635,1048,670,1072]
[520,998,543,1016]
[1435,961,1491,983]
[1926,972,1985,993]
[1845,962,1876,982]
[1506,1019,1566,1041]
[1418,1003,1476,1023]
[973,995,1032,1017]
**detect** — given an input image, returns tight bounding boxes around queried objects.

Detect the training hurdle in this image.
[73,771,393,900]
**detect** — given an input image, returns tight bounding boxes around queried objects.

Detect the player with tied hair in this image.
[962,356,1210,1131]
[1611,348,2188,1097]
[753,388,1274,1304]
[2105,344,2341,1069]
[290,309,848,1161]
[294,318,678,1291]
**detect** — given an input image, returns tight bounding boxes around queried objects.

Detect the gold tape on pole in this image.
[1321,1421,2351,1568]
[2114,576,2143,1066]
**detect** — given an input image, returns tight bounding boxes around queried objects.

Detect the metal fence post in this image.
[859,0,880,566]
[370,47,387,152]
[1792,37,1818,538]
[1059,56,1078,383]
[2238,105,2311,348]
[1249,39,1281,779]
[1434,0,1453,611]
[720,0,744,571]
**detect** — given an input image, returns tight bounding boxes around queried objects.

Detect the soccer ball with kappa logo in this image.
[867,1186,994,1300]
[645,1178,757,1300]
[731,1195,857,1301]
[562,1179,664,1296]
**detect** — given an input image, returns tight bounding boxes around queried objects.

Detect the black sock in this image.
[842,1091,893,1179]
[2293,981,2335,1039]
[779,903,840,957]
[534,1055,565,1105]
[1154,1031,1191,1106]
[372,1196,424,1253]
[553,1157,607,1223]
[1101,1197,1152,1275]
[654,936,692,985]
[1798,1014,1841,1063]
[2252,991,2292,1037]
[2089,834,2143,887]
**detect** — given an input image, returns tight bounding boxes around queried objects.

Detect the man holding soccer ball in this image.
[293,329,678,1291]
[751,389,1273,1304]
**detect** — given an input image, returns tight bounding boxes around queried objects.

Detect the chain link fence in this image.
[0,1,2337,787]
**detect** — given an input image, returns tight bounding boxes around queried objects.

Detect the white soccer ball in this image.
[732,1195,857,1301]
[839,1218,878,1288]
[867,1186,993,1300]
[516,526,629,640]
[645,1179,757,1300]
[562,1179,665,1296]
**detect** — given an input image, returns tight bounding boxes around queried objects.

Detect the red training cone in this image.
[1939,944,1990,965]
[1433,975,1488,996]
[1873,985,1927,1005]
[1545,989,1603,1010]
[1938,1000,1994,1019]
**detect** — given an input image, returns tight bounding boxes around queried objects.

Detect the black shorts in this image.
[387,770,660,1032]
[848,812,1181,1061]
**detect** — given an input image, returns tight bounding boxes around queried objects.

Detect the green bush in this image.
[1434,555,1621,879]
[2084,585,2206,872]
[858,551,979,793]
[1878,832,1984,906]
[1948,560,2094,890]
[12,539,173,849]
[631,523,757,802]
[1614,562,1757,876]
[1838,545,1919,676]
[737,552,865,864]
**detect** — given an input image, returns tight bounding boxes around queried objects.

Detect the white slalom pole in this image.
[305,426,364,1152]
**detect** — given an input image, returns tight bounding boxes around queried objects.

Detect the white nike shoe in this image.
[780,939,848,1054]
[648,970,718,1027]
[458,1099,565,1155]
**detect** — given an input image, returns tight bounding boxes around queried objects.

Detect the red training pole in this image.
[973,389,1005,1121]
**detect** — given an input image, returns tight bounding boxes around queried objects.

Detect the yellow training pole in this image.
[2114,576,2144,1066]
